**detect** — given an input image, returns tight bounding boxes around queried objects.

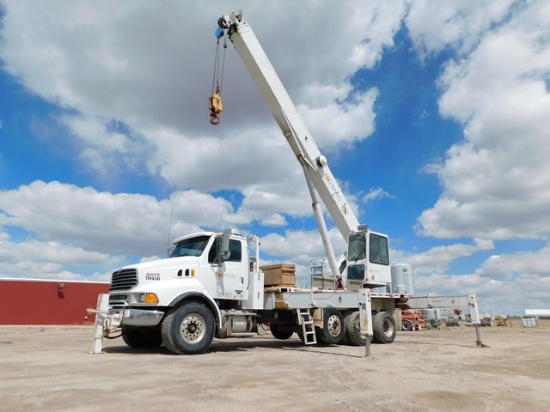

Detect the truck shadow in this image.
[104,335,365,358]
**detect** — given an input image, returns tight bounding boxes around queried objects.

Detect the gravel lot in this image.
[1,325,549,411]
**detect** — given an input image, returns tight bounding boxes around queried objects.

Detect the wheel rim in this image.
[384,318,395,337]
[179,313,206,343]
[327,314,342,337]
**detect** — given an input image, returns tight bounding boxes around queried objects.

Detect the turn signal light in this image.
[143,293,159,304]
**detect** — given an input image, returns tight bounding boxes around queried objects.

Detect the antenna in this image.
[218,172,231,231]
[166,201,175,256]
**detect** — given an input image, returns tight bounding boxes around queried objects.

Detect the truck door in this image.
[208,236,248,300]
[367,233,391,286]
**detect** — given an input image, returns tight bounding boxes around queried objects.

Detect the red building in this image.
[0,278,110,325]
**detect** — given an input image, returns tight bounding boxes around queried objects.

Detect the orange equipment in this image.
[401,310,426,331]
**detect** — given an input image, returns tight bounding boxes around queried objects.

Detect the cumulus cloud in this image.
[363,187,394,203]
[415,248,550,315]
[0,0,406,236]
[407,0,516,57]
[393,238,494,276]
[300,88,379,149]
[402,240,550,315]
[0,1,400,180]
[412,0,550,241]
[260,227,347,283]
[475,244,550,281]
[0,181,239,257]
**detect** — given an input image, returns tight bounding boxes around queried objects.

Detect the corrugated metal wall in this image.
[0,279,110,325]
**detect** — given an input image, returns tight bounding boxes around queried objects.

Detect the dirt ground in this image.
[1,325,549,412]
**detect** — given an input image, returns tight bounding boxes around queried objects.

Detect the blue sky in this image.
[1,1,549,316]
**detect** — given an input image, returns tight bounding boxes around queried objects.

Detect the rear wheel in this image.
[345,311,373,346]
[316,308,345,344]
[161,302,215,354]
[270,323,294,340]
[402,320,413,331]
[122,326,163,348]
[373,312,396,344]
[340,313,352,345]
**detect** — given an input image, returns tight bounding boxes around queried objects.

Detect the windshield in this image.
[169,235,211,258]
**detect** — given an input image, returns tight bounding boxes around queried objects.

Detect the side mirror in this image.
[221,231,231,260]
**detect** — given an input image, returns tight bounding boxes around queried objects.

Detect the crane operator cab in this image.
[346,226,391,289]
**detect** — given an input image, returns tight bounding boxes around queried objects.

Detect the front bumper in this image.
[111,308,165,327]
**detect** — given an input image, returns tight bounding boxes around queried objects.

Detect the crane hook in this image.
[209,91,223,126]
[210,114,220,125]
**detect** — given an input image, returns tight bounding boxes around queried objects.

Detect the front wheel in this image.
[122,326,163,348]
[161,302,215,354]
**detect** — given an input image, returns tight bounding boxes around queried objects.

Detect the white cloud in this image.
[414,244,550,315]
[413,1,550,240]
[260,227,347,284]
[0,239,115,266]
[0,1,407,223]
[393,238,494,276]
[259,213,287,228]
[300,88,379,149]
[0,181,242,257]
[407,0,516,57]
[363,187,394,203]
[0,0,402,172]
[475,245,550,281]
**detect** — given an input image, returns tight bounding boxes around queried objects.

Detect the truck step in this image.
[226,332,256,337]
[297,309,316,345]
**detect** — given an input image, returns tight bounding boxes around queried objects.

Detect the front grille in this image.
[110,268,138,291]
[109,294,128,309]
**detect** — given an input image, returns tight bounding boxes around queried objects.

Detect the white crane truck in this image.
[100,11,479,355]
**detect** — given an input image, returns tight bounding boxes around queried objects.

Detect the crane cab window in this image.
[347,233,366,262]
[208,237,243,263]
[369,234,389,266]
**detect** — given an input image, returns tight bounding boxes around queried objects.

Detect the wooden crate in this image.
[261,264,296,287]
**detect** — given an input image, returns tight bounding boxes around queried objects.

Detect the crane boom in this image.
[218,11,392,287]
[218,12,360,240]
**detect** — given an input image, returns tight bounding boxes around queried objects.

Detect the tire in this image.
[316,308,345,344]
[345,311,373,346]
[402,320,413,331]
[161,302,215,354]
[340,313,352,345]
[373,312,396,344]
[122,326,163,348]
[270,323,294,340]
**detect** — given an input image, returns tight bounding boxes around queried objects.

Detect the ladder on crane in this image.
[297,309,317,345]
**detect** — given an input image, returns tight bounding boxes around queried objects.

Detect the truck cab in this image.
[109,230,256,309]
[169,231,250,301]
